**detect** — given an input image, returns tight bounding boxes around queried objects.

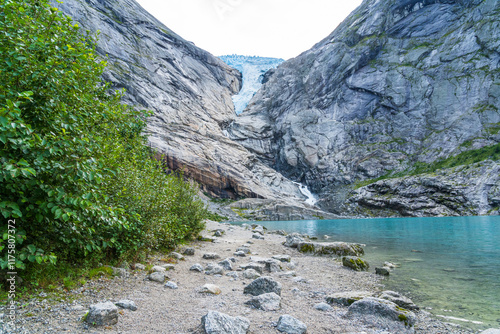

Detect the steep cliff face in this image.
[55,0,308,203]
[228,0,500,215]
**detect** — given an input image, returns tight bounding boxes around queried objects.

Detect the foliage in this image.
[0,0,207,275]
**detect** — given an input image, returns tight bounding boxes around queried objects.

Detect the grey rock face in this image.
[243,276,282,296]
[228,0,500,217]
[201,311,250,334]
[345,161,500,217]
[86,302,118,326]
[245,292,281,311]
[54,0,310,206]
[276,314,307,334]
[346,297,416,327]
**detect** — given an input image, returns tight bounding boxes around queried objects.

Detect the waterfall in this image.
[292,182,318,206]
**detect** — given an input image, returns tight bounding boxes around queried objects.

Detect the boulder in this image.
[326,291,374,306]
[378,291,419,310]
[203,253,221,260]
[86,302,118,326]
[240,262,265,274]
[164,281,178,289]
[190,263,204,272]
[148,272,167,283]
[151,265,166,273]
[297,242,364,257]
[245,292,281,311]
[205,263,224,275]
[201,311,250,334]
[199,284,222,295]
[243,269,261,280]
[375,267,390,276]
[342,256,369,271]
[283,233,305,248]
[276,314,307,334]
[346,297,416,327]
[218,258,234,271]
[243,276,282,296]
[182,247,195,256]
[115,300,137,311]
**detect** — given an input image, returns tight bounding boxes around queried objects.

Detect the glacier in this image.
[219,55,284,114]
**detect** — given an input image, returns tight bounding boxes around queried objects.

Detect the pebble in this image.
[164,281,178,289]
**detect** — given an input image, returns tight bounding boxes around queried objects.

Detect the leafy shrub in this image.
[0,0,207,274]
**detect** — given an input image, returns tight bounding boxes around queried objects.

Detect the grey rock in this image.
[115,300,137,311]
[201,311,250,334]
[342,256,369,271]
[190,263,204,272]
[182,248,195,256]
[218,258,234,271]
[240,262,265,274]
[264,259,282,273]
[164,281,178,290]
[314,302,333,311]
[111,267,129,278]
[245,292,281,311]
[252,234,264,240]
[243,269,261,280]
[293,277,308,284]
[86,302,118,326]
[297,242,364,257]
[243,276,282,296]
[272,255,291,263]
[148,272,167,283]
[276,314,307,334]
[481,330,500,334]
[170,252,184,260]
[199,284,222,295]
[346,297,416,327]
[151,266,166,273]
[279,271,297,278]
[375,267,391,276]
[326,291,374,306]
[236,247,251,254]
[226,271,239,279]
[283,233,305,248]
[205,263,224,275]
[203,253,221,260]
[160,264,175,271]
[133,263,146,270]
[214,229,225,237]
[378,291,419,311]
[234,251,246,257]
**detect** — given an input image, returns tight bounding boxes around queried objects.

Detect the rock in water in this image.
[342,256,369,271]
[245,292,281,311]
[243,277,282,296]
[86,302,118,326]
[276,314,307,334]
[346,297,416,327]
[201,311,250,334]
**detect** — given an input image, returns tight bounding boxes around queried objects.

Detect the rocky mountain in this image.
[219,55,284,114]
[54,0,332,220]
[228,0,500,216]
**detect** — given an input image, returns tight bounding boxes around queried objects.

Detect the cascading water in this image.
[292,182,318,206]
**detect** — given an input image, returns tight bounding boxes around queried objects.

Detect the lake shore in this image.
[8,220,479,333]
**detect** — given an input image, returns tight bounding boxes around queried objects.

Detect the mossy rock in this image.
[342,256,369,271]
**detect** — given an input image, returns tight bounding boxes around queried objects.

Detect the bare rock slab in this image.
[245,292,281,311]
[201,310,250,334]
[243,276,282,296]
[346,297,416,327]
[276,314,307,334]
[86,302,118,326]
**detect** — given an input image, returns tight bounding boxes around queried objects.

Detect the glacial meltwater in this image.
[232,216,500,330]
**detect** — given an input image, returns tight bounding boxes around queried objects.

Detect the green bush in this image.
[0,0,207,274]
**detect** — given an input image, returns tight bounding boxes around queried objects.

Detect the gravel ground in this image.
[1,221,477,334]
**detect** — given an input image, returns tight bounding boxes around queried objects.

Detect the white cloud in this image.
[135,0,363,60]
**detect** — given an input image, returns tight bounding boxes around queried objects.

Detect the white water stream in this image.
[292,182,318,206]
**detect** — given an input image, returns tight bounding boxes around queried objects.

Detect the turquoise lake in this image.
[231,216,500,330]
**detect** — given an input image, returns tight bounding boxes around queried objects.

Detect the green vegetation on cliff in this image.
[0,0,207,280]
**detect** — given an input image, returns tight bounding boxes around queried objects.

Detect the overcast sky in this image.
[135,0,363,60]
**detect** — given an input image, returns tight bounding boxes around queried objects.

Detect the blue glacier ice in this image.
[219,55,284,114]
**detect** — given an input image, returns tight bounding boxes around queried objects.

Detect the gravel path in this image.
[2,221,476,333]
